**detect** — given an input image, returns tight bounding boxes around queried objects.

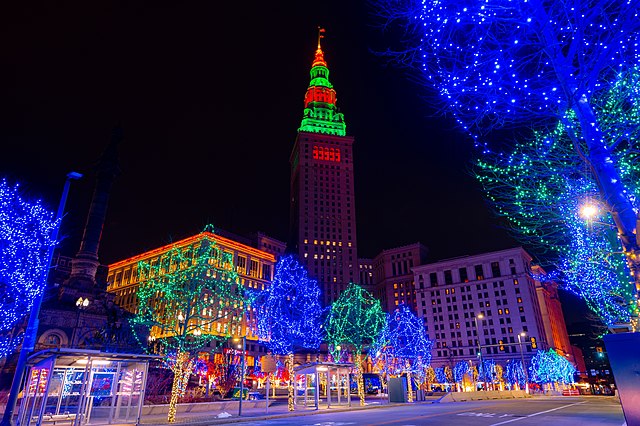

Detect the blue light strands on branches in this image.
[256,255,323,355]
[528,349,576,386]
[505,359,526,389]
[377,0,640,323]
[371,304,432,400]
[453,361,469,386]
[255,255,323,411]
[0,180,57,359]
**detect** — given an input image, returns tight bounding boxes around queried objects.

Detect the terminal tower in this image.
[289,30,358,305]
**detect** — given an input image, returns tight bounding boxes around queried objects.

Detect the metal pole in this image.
[1,172,82,426]
[238,336,245,417]
[474,315,485,390]
[265,376,269,415]
[518,334,529,393]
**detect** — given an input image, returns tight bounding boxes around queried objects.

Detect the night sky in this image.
[1,1,519,266]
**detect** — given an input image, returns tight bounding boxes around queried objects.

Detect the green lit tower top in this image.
[298,28,346,136]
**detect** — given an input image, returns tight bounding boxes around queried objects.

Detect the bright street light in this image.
[580,203,599,219]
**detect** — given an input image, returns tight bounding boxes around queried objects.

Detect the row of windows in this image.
[422,259,520,288]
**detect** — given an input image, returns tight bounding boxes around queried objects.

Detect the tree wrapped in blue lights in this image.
[453,361,469,390]
[529,349,576,387]
[325,283,385,406]
[376,0,640,325]
[255,255,323,411]
[504,359,527,390]
[434,367,446,384]
[371,304,432,401]
[478,359,496,385]
[0,180,57,359]
[475,119,637,325]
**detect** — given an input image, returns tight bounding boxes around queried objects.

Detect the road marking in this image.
[371,405,506,425]
[458,412,512,418]
[489,401,588,425]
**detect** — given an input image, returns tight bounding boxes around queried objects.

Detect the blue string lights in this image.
[0,180,57,359]
[528,349,576,386]
[376,0,640,325]
[504,359,526,388]
[255,255,323,355]
[372,304,432,375]
[255,255,323,411]
[453,361,470,384]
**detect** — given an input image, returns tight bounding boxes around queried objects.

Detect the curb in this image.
[147,399,440,425]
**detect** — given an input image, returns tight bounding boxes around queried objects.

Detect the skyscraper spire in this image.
[299,29,346,136]
[317,26,325,50]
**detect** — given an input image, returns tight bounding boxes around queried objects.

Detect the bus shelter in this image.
[293,362,353,410]
[15,348,161,426]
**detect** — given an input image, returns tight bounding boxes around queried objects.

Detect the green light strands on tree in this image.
[325,282,385,406]
[131,225,245,423]
[298,30,346,136]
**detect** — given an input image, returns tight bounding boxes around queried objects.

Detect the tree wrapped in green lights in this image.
[0,180,57,359]
[375,0,640,328]
[131,225,244,423]
[325,283,385,406]
[371,304,432,401]
[255,255,323,411]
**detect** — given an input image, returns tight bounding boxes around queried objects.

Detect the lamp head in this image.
[67,171,83,180]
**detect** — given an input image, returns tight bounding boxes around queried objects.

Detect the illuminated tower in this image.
[290,30,358,305]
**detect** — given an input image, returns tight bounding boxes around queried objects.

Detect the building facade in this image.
[106,230,277,354]
[413,247,552,368]
[290,35,358,305]
[363,243,428,312]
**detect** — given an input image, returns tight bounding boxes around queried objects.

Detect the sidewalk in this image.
[141,395,438,425]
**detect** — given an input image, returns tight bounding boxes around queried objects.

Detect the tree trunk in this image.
[287,353,295,411]
[355,352,365,406]
[574,98,640,324]
[168,351,190,423]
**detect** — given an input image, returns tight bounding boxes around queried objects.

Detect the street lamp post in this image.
[473,313,485,390]
[517,332,529,393]
[234,336,247,416]
[1,171,82,426]
[73,297,90,347]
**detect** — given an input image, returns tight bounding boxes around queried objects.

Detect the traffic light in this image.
[499,340,505,351]
[530,337,537,349]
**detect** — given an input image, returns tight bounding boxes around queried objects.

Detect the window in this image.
[236,256,247,274]
[459,267,468,283]
[249,259,259,278]
[430,272,438,286]
[491,262,501,277]
[444,270,453,285]
[475,265,484,280]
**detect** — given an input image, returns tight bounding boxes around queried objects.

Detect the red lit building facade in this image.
[290,36,358,305]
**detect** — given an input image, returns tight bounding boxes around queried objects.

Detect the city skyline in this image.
[0,1,517,267]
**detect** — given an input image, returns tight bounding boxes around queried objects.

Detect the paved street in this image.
[224,397,624,426]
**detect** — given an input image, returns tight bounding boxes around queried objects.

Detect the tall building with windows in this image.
[361,243,429,312]
[290,34,358,305]
[106,230,278,360]
[413,247,556,368]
